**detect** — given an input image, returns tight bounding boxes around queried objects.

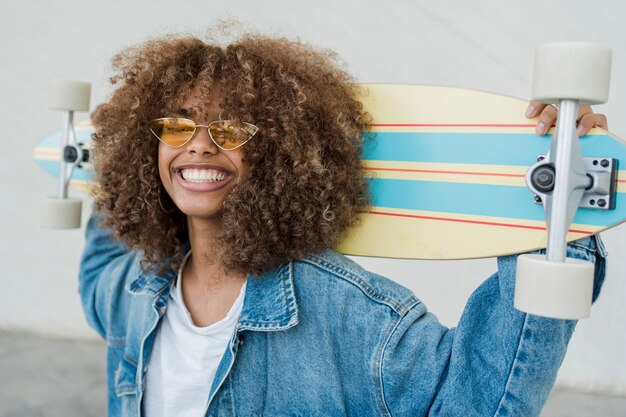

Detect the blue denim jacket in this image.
[79,215,607,417]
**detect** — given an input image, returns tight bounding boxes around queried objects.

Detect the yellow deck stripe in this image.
[363,160,528,187]
[337,206,601,259]
[367,206,600,234]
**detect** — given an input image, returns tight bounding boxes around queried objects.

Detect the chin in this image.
[178,205,225,221]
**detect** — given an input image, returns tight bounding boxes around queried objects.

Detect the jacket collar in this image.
[126,243,190,296]
[238,262,300,332]
[127,255,300,332]
[127,268,176,296]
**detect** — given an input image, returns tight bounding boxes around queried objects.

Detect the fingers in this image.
[525,100,546,118]
[525,100,555,136]
[525,100,608,137]
[577,111,608,136]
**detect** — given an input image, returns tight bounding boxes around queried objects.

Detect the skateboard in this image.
[35,43,620,319]
[337,83,624,262]
[34,84,626,258]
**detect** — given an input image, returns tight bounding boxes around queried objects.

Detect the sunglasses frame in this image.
[149,117,259,151]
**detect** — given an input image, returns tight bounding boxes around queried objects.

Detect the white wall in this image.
[1,0,624,395]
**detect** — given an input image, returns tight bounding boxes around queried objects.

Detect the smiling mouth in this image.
[178,168,230,183]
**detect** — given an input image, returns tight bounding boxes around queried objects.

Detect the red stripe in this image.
[366,167,525,178]
[372,123,536,128]
[368,210,592,235]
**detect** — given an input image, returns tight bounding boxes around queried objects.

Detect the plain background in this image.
[1,0,625,396]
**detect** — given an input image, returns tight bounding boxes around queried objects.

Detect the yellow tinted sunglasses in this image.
[149,117,258,150]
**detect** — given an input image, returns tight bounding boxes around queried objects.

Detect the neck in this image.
[185,216,246,291]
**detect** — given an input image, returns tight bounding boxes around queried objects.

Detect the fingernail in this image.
[577,125,584,137]
[536,122,546,136]
[526,105,536,118]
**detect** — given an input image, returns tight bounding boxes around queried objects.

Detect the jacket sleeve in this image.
[380,236,607,417]
[78,213,138,340]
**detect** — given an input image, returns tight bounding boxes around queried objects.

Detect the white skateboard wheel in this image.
[41,197,82,229]
[514,254,594,319]
[49,79,91,111]
[532,43,612,105]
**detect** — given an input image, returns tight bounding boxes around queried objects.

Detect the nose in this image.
[187,126,219,155]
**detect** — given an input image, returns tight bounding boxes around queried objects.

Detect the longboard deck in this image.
[33,84,626,260]
[33,120,93,194]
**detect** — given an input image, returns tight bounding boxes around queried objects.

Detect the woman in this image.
[80,33,608,417]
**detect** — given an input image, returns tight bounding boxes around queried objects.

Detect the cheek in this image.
[158,144,174,187]
[232,150,248,178]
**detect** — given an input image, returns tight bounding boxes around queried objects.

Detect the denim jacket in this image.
[79,215,607,417]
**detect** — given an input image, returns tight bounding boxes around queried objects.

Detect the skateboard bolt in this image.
[531,165,556,193]
[601,159,609,168]
[537,156,545,162]
[63,145,78,163]
[538,172,551,184]
[598,199,607,208]
[534,195,543,203]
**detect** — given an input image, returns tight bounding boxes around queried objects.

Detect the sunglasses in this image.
[149,117,259,150]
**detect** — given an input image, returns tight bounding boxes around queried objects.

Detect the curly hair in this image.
[91,33,371,276]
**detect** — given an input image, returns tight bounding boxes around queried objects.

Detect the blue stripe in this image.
[368,178,623,227]
[363,132,626,167]
[35,130,94,182]
[39,129,94,147]
[35,160,92,182]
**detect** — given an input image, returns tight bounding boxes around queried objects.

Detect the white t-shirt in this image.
[142,252,246,417]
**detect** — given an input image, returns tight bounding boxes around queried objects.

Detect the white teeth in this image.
[180,168,228,183]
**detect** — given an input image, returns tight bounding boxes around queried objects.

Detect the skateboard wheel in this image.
[41,197,82,229]
[532,43,612,105]
[514,254,594,319]
[49,79,91,112]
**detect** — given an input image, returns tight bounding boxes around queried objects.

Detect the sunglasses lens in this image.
[150,118,195,147]
[209,120,258,150]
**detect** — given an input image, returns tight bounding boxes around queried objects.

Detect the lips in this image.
[173,164,234,191]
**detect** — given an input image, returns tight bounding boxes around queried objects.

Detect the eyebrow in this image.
[175,108,194,118]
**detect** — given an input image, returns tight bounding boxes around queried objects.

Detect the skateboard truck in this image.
[41,79,91,229]
[529,155,617,210]
[514,43,612,320]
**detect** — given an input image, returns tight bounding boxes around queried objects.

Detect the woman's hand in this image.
[525,100,608,137]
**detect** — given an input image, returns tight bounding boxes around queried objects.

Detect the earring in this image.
[158,188,173,213]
